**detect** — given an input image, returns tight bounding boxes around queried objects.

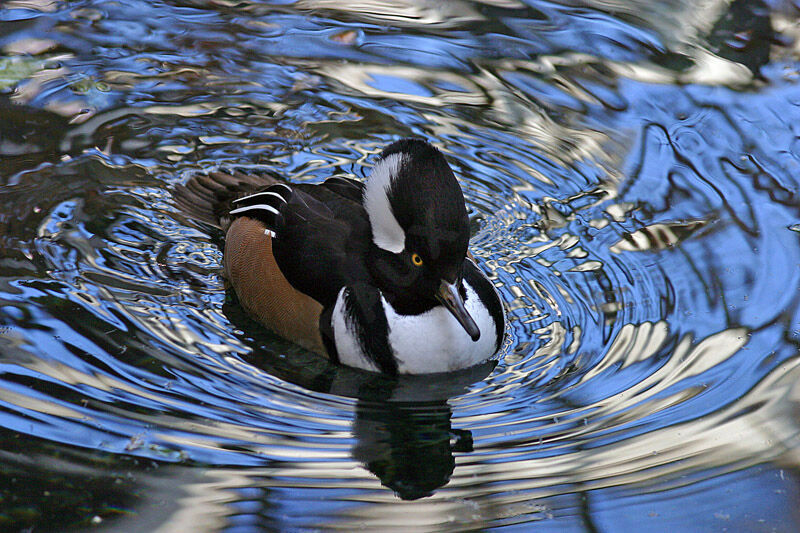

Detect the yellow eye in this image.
[411,253,423,266]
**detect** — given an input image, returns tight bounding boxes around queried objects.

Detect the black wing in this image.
[321,175,365,203]
[229,182,293,231]
[230,177,371,307]
[175,167,281,229]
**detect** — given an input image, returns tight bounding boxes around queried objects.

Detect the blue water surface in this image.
[1,0,799,531]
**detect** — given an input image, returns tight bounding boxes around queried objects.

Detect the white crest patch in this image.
[362,152,406,253]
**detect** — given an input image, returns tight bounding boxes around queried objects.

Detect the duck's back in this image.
[240,178,373,308]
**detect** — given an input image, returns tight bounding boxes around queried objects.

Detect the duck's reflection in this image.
[226,297,493,499]
[352,401,460,500]
[351,392,477,500]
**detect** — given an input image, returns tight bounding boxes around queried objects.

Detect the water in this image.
[1,0,799,531]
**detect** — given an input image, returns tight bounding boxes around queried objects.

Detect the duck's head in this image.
[363,138,480,341]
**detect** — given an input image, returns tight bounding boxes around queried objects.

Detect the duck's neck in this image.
[383,290,438,316]
[366,246,438,316]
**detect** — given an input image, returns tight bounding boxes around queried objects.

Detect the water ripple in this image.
[2,0,800,530]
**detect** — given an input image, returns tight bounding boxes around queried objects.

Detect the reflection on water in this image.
[1,0,800,530]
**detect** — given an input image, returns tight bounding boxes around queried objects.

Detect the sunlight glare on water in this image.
[1,0,800,531]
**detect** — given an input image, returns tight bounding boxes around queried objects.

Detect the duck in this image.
[175,138,505,374]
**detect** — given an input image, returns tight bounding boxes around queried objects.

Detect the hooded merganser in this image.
[176,138,505,374]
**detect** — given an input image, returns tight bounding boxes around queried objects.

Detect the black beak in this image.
[436,280,480,342]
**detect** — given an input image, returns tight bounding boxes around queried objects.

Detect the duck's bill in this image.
[437,280,481,342]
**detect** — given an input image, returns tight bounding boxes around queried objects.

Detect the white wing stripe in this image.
[233,190,287,204]
[230,204,280,216]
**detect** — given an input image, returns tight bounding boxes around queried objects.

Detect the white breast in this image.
[331,279,501,374]
[384,280,498,373]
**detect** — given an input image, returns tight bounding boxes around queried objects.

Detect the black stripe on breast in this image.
[343,284,398,375]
